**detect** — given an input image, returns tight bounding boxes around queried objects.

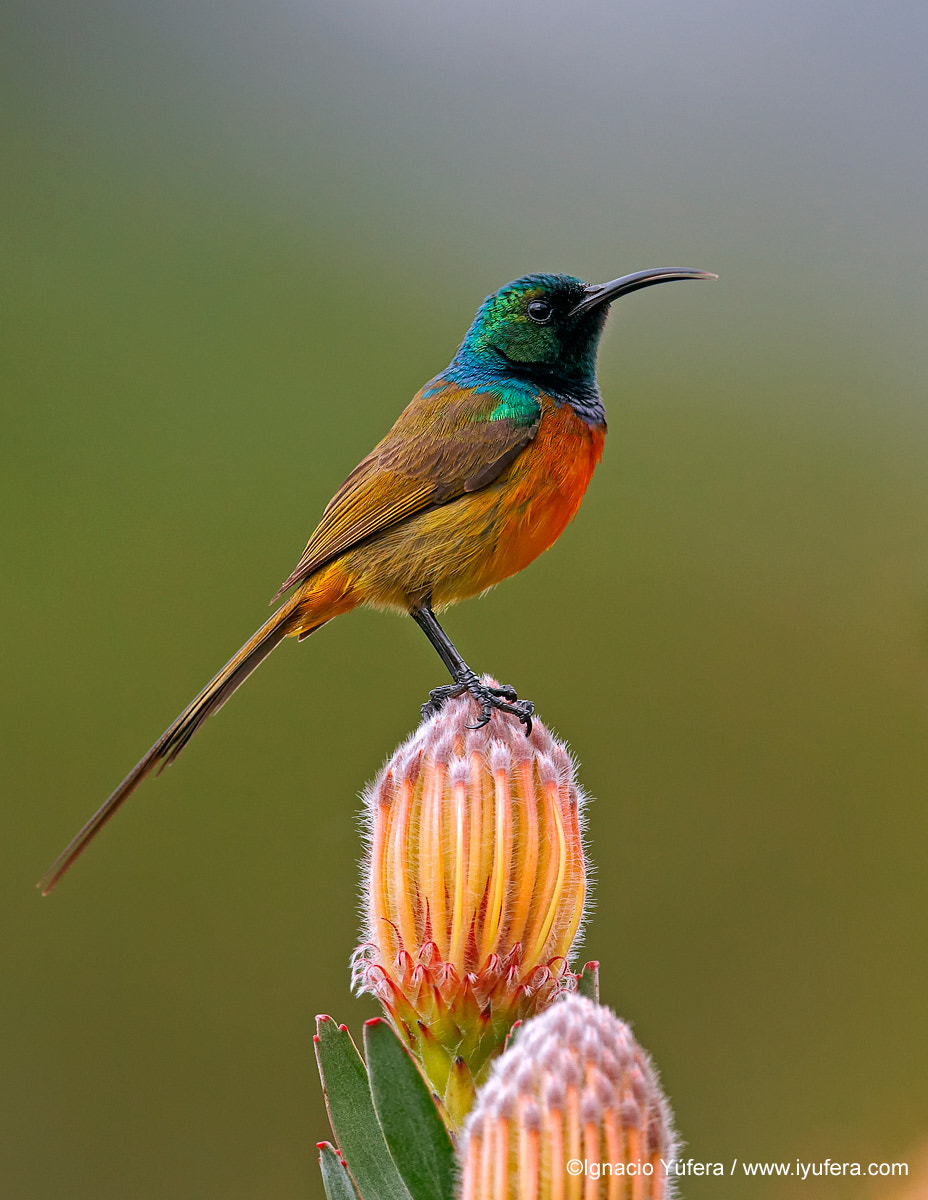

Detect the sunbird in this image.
[41,267,714,893]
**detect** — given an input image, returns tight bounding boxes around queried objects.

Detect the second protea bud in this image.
[458,994,678,1199]
[353,685,589,1126]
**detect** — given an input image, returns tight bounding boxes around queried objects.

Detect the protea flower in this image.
[352,685,589,1127]
[458,994,677,1199]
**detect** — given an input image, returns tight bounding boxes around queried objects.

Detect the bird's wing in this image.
[273,382,541,598]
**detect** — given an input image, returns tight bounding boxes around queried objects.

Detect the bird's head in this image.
[456,268,715,392]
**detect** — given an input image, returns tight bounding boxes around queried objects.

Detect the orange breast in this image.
[481,397,605,586]
[307,397,605,617]
[417,395,604,607]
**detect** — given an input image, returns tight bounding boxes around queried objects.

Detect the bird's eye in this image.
[526,299,553,324]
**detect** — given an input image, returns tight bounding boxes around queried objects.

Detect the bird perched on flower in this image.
[41,266,714,893]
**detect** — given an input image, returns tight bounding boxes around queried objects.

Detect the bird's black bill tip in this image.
[569,267,717,316]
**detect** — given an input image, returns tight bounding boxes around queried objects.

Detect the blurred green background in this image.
[3,2,927,1197]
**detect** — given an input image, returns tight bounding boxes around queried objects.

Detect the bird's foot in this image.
[421,669,534,735]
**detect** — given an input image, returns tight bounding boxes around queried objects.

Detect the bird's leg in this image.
[410,604,533,734]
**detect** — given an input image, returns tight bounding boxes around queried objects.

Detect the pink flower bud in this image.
[459,995,677,1199]
[353,687,589,1126]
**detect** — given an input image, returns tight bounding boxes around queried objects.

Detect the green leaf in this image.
[318,1142,361,1200]
[315,1016,412,1200]
[577,960,600,1002]
[364,1019,457,1200]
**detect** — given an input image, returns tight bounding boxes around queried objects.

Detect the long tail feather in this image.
[39,595,303,895]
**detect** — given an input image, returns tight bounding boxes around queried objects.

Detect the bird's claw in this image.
[421,682,466,720]
[421,672,534,736]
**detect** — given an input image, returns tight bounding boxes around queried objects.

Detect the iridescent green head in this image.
[453,268,715,397]
[458,274,603,386]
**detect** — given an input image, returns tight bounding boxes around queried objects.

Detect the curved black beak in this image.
[569,267,717,317]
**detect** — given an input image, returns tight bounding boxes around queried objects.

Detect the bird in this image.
[40,266,715,893]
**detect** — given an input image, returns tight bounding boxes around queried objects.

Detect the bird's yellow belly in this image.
[339,400,605,612]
